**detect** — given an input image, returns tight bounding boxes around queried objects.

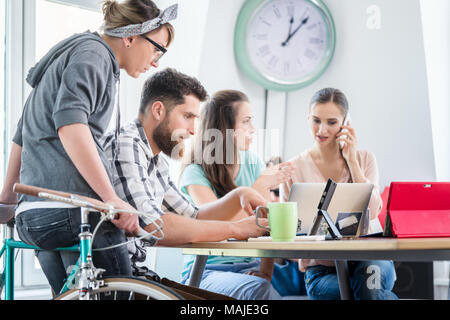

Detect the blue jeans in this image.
[305,260,398,300]
[271,260,307,296]
[16,207,132,294]
[181,260,281,300]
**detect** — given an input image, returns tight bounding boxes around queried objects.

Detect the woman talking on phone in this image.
[281,88,398,300]
[0,0,177,295]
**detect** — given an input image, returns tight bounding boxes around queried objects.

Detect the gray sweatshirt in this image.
[13,31,120,202]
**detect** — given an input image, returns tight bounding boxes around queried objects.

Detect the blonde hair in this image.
[102,0,174,46]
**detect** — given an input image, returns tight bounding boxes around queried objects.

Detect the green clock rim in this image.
[234,0,336,92]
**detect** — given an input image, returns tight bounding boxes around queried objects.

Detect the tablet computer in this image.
[288,183,373,234]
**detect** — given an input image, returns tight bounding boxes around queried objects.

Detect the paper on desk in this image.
[248,235,326,242]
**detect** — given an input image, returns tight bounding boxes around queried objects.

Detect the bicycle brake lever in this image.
[97,205,116,222]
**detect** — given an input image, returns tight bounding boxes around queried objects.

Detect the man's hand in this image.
[231,215,269,240]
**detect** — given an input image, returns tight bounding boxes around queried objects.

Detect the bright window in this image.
[35,0,102,62]
[0,0,5,182]
[0,0,6,273]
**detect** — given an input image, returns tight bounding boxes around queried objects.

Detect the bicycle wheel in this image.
[55,276,183,300]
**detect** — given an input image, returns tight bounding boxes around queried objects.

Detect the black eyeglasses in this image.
[140,35,167,62]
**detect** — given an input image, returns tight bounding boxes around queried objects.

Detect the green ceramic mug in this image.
[255,202,298,242]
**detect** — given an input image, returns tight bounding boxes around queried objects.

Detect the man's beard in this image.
[152,118,185,159]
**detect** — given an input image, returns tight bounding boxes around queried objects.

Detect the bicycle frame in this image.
[0,208,89,300]
[0,221,41,300]
[2,183,163,300]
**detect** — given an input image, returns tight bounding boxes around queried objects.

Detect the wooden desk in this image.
[181,237,450,300]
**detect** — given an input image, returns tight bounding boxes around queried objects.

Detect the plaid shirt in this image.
[103,119,198,263]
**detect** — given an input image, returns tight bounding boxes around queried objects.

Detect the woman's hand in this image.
[336,122,358,164]
[0,143,22,205]
[336,122,369,184]
[0,191,18,205]
[245,258,275,282]
[236,187,268,216]
[105,197,140,235]
[245,270,272,282]
[253,162,295,194]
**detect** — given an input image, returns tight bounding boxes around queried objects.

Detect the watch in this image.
[234,0,336,92]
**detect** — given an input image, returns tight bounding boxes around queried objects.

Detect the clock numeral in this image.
[296,58,303,67]
[254,34,268,41]
[259,17,272,27]
[309,37,324,45]
[300,8,311,21]
[284,62,290,75]
[258,45,271,57]
[307,23,317,30]
[287,5,295,17]
[273,6,281,19]
[304,49,317,60]
[268,56,279,69]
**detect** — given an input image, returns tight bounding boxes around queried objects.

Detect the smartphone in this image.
[339,113,351,149]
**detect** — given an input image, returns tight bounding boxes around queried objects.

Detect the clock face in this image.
[235,0,335,91]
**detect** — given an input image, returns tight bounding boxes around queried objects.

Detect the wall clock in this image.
[234,0,336,91]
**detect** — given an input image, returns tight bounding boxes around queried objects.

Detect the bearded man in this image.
[103,68,268,299]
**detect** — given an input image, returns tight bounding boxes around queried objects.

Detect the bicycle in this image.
[0,183,183,300]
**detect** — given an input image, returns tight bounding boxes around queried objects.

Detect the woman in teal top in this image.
[179,90,294,300]
[180,151,265,268]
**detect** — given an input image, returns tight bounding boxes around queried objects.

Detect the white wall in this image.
[189,0,437,190]
[198,0,267,141]
[0,1,6,182]
[420,0,450,181]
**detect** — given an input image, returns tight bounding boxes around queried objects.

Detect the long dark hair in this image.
[182,90,249,198]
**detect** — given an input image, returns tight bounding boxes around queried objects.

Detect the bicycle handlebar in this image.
[13,183,112,213]
[12,183,162,243]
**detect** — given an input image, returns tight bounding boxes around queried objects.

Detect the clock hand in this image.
[281,16,309,47]
[286,16,294,41]
[286,16,309,43]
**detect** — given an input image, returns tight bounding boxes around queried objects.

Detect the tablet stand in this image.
[308,179,343,240]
